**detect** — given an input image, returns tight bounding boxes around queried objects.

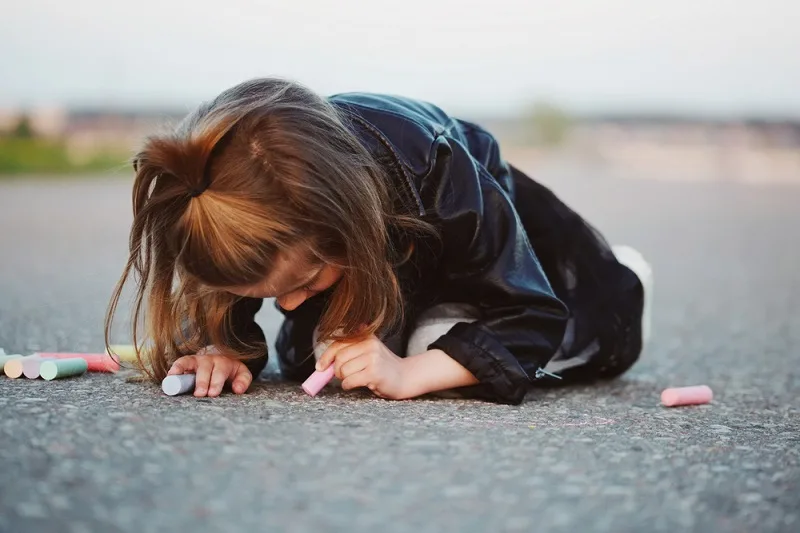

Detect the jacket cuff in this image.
[428,322,530,405]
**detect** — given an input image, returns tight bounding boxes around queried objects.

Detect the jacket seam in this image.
[339,110,426,217]
[335,100,438,140]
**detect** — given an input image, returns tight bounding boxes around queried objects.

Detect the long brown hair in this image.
[105,78,436,381]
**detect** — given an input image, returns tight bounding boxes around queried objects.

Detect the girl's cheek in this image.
[321,268,343,290]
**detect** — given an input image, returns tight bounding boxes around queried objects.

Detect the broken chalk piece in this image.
[23,357,57,379]
[39,359,89,381]
[661,385,713,407]
[302,366,336,397]
[36,353,120,373]
[162,374,196,396]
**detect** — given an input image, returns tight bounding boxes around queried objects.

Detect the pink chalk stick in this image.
[661,385,713,407]
[302,366,335,397]
[35,353,120,373]
[22,357,57,379]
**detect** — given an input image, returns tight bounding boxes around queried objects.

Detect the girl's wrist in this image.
[397,356,428,399]
[399,349,479,398]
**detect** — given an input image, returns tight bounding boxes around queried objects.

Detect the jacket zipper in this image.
[534,368,562,380]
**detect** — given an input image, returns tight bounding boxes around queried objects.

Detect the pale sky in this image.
[2,0,799,117]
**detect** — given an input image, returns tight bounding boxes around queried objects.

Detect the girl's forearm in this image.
[401,349,479,398]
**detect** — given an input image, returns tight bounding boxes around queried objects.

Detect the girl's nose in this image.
[276,291,307,312]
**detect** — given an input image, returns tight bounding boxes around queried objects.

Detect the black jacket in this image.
[234,93,643,404]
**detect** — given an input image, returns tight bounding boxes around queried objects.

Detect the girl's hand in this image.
[316,335,411,400]
[168,350,252,397]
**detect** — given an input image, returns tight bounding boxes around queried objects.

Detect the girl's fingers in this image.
[340,368,374,392]
[231,363,253,395]
[193,357,215,397]
[339,354,368,381]
[333,344,370,380]
[168,355,197,375]
[316,329,373,370]
[316,339,359,371]
[169,353,249,397]
[316,341,345,371]
[207,362,230,398]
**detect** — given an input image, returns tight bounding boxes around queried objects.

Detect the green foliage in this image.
[0,137,127,176]
[12,115,35,139]
[526,101,572,146]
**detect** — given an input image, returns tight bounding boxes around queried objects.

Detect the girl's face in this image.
[225,247,343,311]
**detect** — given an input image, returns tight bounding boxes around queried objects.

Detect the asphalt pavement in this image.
[0,166,798,533]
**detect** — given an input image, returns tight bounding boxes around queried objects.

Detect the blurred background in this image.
[2,0,799,182]
[2,0,800,353]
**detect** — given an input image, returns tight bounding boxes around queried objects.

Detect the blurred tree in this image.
[12,115,35,138]
[526,101,571,146]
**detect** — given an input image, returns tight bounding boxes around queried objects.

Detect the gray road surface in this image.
[0,167,798,533]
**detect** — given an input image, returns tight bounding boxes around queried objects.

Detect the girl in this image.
[106,78,652,405]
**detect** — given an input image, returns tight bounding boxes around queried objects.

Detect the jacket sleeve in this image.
[422,135,569,404]
[228,297,269,378]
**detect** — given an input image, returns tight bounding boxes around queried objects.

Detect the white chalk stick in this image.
[162,374,196,396]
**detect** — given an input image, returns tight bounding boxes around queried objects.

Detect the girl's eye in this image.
[300,270,324,293]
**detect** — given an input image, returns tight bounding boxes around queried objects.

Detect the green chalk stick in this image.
[1,354,24,372]
[39,358,88,381]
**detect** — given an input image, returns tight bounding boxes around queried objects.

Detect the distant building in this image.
[0,106,186,163]
[0,107,68,138]
[0,109,20,132]
[2,105,797,182]
[63,109,185,161]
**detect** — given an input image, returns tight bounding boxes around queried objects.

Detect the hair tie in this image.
[188,184,208,198]
[188,164,213,198]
